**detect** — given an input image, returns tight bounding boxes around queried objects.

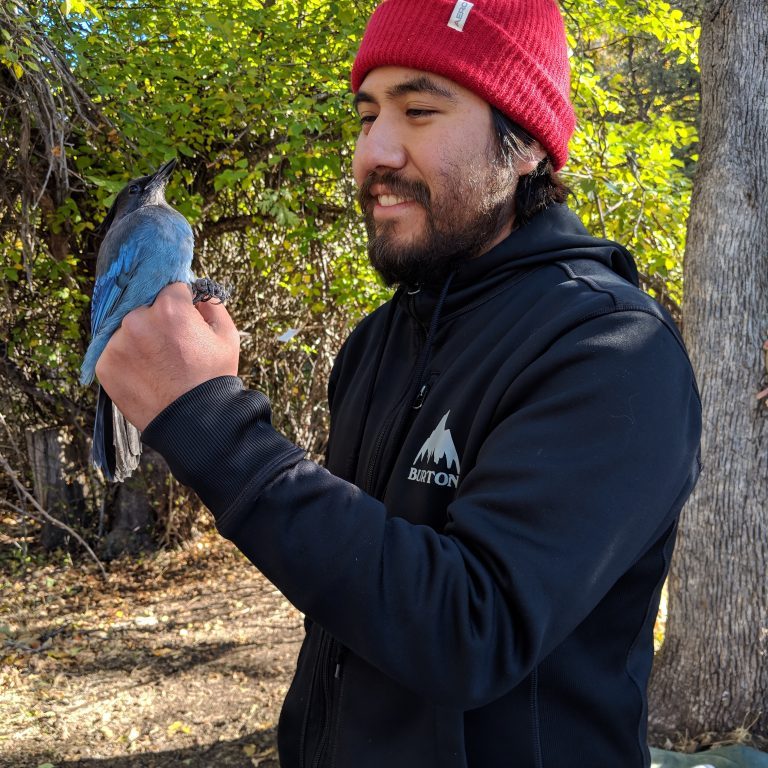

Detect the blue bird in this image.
[80,158,229,482]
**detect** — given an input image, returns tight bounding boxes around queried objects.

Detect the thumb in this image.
[194,295,238,337]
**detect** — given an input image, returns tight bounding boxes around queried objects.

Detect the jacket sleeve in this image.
[142,310,701,710]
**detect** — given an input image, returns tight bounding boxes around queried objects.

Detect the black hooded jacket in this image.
[144,205,702,768]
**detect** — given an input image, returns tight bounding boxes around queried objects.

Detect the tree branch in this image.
[0,449,107,580]
[0,341,90,435]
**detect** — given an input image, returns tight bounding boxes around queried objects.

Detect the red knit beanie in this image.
[351,0,575,171]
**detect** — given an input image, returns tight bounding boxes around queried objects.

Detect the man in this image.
[96,1,702,766]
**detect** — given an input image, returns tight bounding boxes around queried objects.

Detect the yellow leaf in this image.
[44,650,73,660]
[167,720,192,736]
[11,62,23,79]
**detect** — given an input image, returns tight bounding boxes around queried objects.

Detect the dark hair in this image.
[490,106,570,228]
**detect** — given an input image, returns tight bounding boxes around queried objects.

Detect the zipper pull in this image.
[334,648,345,679]
[413,383,430,410]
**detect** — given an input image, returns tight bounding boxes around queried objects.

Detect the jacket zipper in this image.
[310,634,343,768]
[363,402,405,496]
[412,381,431,410]
[299,630,327,768]
[310,634,332,768]
[364,299,427,497]
[530,666,543,768]
[310,377,421,767]
[307,295,429,767]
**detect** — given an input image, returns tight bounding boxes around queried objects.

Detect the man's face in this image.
[352,66,539,286]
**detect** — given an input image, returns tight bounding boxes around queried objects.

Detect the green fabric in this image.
[650,746,768,768]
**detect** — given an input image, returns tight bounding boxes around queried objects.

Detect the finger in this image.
[147,282,201,327]
[195,299,240,354]
[120,283,196,342]
[154,281,195,306]
[194,293,235,330]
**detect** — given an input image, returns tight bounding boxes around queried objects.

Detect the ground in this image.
[2,530,766,767]
[0,532,303,768]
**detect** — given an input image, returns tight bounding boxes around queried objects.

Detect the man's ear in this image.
[518,141,547,176]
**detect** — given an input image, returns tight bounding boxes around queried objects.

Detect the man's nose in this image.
[354,118,408,180]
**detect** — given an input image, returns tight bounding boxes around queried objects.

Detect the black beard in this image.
[358,168,515,288]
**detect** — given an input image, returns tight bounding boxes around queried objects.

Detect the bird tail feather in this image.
[112,405,142,482]
[92,386,142,482]
[93,386,115,481]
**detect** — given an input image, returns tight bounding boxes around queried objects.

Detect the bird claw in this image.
[191,277,231,305]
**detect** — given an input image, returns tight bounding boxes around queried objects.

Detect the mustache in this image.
[357,171,431,211]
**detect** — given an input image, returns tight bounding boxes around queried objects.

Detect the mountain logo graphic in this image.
[408,411,461,488]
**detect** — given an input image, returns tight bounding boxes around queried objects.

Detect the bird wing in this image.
[90,206,194,337]
[90,239,142,337]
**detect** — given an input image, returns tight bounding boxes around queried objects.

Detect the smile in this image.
[377,194,413,207]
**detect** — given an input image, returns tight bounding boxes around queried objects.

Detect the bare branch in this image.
[0,450,107,579]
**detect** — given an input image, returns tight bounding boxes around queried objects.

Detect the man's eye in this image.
[359,114,376,125]
[407,109,436,118]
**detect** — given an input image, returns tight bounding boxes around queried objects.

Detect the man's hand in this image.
[95,282,240,432]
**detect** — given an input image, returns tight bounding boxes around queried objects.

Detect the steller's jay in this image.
[80,158,229,482]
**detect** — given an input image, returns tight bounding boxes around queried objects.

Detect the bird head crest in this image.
[93,158,179,244]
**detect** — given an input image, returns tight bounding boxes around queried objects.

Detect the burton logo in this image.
[408,411,461,488]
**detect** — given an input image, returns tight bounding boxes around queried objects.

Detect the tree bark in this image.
[99,447,168,560]
[25,427,88,551]
[648,0,768,744]
[97,447,203,557]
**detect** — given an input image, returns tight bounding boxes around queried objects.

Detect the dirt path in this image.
[0,533,303,767]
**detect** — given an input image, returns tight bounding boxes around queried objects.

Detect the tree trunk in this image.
[97,447,203,557]
[25,427,88,551]
[99,447,168,560]
[648,0,768,744]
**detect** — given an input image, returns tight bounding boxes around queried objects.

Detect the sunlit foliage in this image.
[0,0,700,461]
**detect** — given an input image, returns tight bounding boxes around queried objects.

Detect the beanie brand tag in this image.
[447,0,473,31]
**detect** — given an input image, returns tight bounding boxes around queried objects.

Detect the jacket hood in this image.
[404,204,639,323]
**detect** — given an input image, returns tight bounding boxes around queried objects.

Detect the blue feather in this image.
[80,159,228,482]
[90,241,138,337]
[80,206,194,386]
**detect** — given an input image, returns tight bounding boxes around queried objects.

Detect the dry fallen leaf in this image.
[252,746,276,767]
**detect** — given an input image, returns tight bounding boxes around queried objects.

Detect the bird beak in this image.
[148,158,178,190]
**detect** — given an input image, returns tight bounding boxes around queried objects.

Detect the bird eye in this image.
[129,184,140,194]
